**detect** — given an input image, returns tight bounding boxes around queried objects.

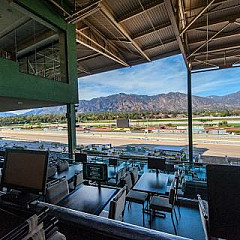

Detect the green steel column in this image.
[67,104,76,157]
[187,69,193,163]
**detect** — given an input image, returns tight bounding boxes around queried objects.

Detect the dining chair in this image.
[149,178,178,234]
[123,170,148,226]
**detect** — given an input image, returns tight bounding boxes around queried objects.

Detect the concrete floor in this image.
[123,202,205,240]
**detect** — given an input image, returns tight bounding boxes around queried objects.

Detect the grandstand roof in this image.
[47,0,240,76]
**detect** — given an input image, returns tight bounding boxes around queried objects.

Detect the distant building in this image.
[116,119,130,128]
[205,128,227,135]
[192,126,205,134]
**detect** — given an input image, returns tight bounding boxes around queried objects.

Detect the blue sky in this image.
[78,54,240,100]
[6,54,240,114]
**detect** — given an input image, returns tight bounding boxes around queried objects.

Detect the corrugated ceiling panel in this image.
[107,0,141,19]
[86,11,124,39]
[76,44,97,59]
[145,40,179,56]
[122,4,168,36]
[136,25,175,49]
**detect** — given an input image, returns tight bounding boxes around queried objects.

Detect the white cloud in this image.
[78,55,188,100]
[9,110,29,115]
[192,68,240,96]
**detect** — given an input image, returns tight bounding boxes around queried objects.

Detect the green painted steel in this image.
[67,104,77,156]
[0,0,78,106]
[1,0,78,154]
[0,58,77,104]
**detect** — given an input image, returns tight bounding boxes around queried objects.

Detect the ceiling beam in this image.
[188,29,240,46]
[47,0,71,17]
[109,39,132,44]
[0,16,30,39]
[186,4,240,19]
[100,3,151,61]
[235,21,240,26]
[187,13,240,31]
[77,53,101,62]
[184,0,234,12]
[66,1,100,20]
[132,22,171,40]
[69,7,100,24]
[164,0,189,69]
[67,2,101,24]
[117,0,164,24]
[151,49,181,60]
[82,19,129,64]
[76,27,129,67]
[193,58,219,68]
[14,30,58,58]
[193,51,240,62]
[178,0,186,30]
[11,2,58,32]
[78,65,91,74]
[190,42,240,57]
[187,22,230,59]
[180,0,216,36]
[143,38,176,51]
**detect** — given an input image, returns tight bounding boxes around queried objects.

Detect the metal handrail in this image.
[0,50,16,61]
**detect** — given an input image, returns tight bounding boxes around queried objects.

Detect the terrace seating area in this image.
[1,0,240,239]
[1,144,239,239]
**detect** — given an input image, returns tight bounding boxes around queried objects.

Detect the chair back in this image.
[57,160,69,172]
[120,167,127,178]
[47,165,57,178]
[166,163,175,173]
[197,195,209,240]
[74,171,84,187]
[174,171,180,190]
[122,172,132,193]
[75,152,87,163]
[169,178,176,205]
[130,167,138,185]
[108,186,126,221]
[46,179,69,204]
[114,170,121,185]
[109,158,118,166]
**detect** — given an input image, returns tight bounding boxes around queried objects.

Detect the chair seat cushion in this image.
[177,189,184,196]
[48,231,66,240]
[126,190,148,204]
[108,178,117,185]
[150,196,172,212]
[168,175,175,184]
[99,210,109,218]
[201,199,209,215]
[166,187,183,195]
[47,166,57,178]
[57,160,69,172]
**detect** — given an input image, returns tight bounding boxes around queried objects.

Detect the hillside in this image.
[15,91,240,116]
[78,91,240,112]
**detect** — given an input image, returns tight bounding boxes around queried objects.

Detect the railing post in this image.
[187,69,193,163]
[66,104,77,158]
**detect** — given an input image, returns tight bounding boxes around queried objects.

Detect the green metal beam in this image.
[1,0,78,151]
[67,104,77,157]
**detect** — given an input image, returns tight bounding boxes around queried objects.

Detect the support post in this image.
[67,104,77,158]
[187,69,193,163]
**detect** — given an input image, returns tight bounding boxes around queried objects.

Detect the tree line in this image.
[0,109,240,126]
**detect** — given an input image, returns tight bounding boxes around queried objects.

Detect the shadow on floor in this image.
[123,202,205,240]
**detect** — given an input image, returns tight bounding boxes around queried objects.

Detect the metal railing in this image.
[0,50,16,61]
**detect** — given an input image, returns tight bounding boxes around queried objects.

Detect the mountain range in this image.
[1,91,240,117]
[78,91,240,112]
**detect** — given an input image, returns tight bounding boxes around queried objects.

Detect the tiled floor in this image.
[122,202,205,240]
